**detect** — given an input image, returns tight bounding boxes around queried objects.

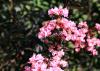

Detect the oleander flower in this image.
[95,23,100,31]
[25,6,100,71]
[48,6,68,17]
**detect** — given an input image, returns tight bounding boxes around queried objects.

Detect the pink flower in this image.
[47,20,56,30]
[87,47,94,52]
[73,29,80,36]
[38,20,56,39]
[92,49,98,56]
[51,49,64,57]
[41,63,47,71]
[71,35,77,41]
[75,48,80,52]
[57,50,65,57]
[87,38,97,47]
[95,23,100,31]
[58,6,63,16]
[26,48,68,71]
[52,56,61,61]
[48,6,69,17]
[35,54,44,61]
[96,39,100,46]
[79,28,88,34]
[74,38,83,47]
[47,67,64,71]
[78,21,88,28]
[61,30,71,41]
[38,32,45,39]
[29,54,36,63]
[29,54,44,65]
[63,8,69,17]
[24,66,32,71]
[60,60,68,67]
[48,8,55,16]
[48,7,59,16]
[60,18,76,30]
[50,60,60,67]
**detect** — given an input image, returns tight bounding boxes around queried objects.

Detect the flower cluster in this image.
[38,11,100,56]
[95,23,100,34]
[95,23,100,30]
[87,37,100,55]
[25,48,68,71]
[25,6,100,71]
[38,20,56,39]
[48,6,68,17]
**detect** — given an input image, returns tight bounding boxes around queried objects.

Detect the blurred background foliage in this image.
[0,0,100,71]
